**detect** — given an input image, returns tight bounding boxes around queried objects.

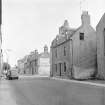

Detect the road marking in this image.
[0,80,17,105]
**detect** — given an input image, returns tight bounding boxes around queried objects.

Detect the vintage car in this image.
[7,69,19,80]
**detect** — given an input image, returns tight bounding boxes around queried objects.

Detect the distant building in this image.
[28,50,39,75]
[24,55,30,74]
[23,50,39,75]
[17,59,25,74]
[17,55,28,74]
[96,13,105,79]
[51,11,97,79]
[38,45,50,76]
[17,45,50,76]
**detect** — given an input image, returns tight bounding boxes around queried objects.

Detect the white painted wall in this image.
[38,58,50,76]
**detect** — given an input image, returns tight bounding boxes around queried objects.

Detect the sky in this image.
[2,0,105,67]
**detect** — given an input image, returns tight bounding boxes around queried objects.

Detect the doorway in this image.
[59,63,62,76]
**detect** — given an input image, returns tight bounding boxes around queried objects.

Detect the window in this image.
[55,49,57,58]
[80,32,84,40]
[64,62,66,72]
[55,64,57,72]
[64,46,66,56]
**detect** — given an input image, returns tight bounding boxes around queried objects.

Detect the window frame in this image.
[55,64,57,72]
[80,32,84,40]
[55,48,57,58]
[64,62,66,72]
[64,46,66,56]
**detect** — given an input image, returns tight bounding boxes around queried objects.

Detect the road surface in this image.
[0,77,70,105]
[0,76,105,105]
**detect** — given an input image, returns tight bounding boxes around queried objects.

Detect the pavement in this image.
[0,76,105,105]
[19,74,49,79]
[19,74,105,86]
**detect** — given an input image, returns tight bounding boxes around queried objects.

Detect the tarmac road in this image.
[0,76,105,105]
[0,77,69,105]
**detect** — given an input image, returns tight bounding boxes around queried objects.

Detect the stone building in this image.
[17,50,39,75]
[24,50,39,75]
[38,45,50,76]
[28,50,39,75]
[50,20,76,78]
[96,13,105,79]
[17,55,28,74]
[51,11,97,79]
[17,59,25,74]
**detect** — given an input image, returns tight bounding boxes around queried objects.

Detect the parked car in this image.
[7,69,19,80]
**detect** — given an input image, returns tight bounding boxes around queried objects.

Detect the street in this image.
[1,76,105,105]
[0,77,69,105]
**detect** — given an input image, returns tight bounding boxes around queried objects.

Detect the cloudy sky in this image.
[2,0,105,66]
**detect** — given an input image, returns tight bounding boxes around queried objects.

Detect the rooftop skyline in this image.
[2,0,105,66]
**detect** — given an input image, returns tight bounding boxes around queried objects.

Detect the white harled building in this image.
[38,45,50,76]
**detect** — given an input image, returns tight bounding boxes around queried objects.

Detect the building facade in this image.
[38,45,50,76]
[17,55,28,74]
[23,50,39,75]
[50,20,76,78]
[28,50,39,75]
[51,11,97,79]
[96,13,105,79]
[71,11,97,79]
[17,59,25,74]
[0,0,2,76]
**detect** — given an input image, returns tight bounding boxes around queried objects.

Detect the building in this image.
[38,45,50,76]
[28,50,39,75]
[17,50,39,75]
[17,55,28,74]
[51,11,97,79]
[96,13,105,79]
[50,20,76,78]
[17,59,25,74]
[17,45,50,76]
[0,0,2,76]
[21,50,39,75]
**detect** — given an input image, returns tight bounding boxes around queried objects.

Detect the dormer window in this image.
[80,32,84,40]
